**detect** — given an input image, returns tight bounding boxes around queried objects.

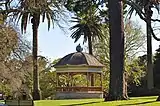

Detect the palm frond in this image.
[69,24,83,30]
[69,7,104,48]
[71,28,82,43]
[42,12,45,22]
[21,12,29,34]
[126,0,160,18]
[1,0,66,33]
[46,12,51,31]
[70,28,81,38]
[126,0,145,19]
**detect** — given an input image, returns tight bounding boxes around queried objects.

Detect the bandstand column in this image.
[67,72,70,87]
[93,73,95,86]
[87,72,89,87]
[100,72,103,89]
[91,73,94,86]
[56,73,59,87]
[70,73,73,87]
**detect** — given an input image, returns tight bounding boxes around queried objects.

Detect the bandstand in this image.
[54,45,104,99]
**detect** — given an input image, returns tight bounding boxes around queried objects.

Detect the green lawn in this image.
[35,96,160,106]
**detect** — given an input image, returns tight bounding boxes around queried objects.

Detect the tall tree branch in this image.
[126,0,160,41]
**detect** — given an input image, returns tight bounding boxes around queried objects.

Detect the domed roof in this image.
[54,52,104,67]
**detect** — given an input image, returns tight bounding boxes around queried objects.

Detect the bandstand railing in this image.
[56,86,102,92]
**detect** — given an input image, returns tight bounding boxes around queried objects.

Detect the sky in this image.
[25,16,85,61]
[24,11,160,61]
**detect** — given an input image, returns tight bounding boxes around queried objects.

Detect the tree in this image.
[68,0,126,100]
[17,55,55,99]
[93,20,146,95]
[64,0,105,55]
[126,0,160,90]
[126,55,147,96]
[70,8,104,55]
[0,20,31,99]
[23,55,56,99]
[69,2,104,86]
[40,70,56,99]
[0,0,65,100]
[0,26,18,61]
[153,46,160,99]
[0,14,31,63]
[94,20,146,61]
[104,0,126,101]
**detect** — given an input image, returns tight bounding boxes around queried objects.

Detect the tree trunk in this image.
[32,14,41,100]
[88,35,93,55]
[105,0,128,101]
[88,35,94,86]
[145,3,154,90]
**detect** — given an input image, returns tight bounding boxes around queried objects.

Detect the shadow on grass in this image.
[60,101,102,106]
[130,96,157,100]
[118,100,156,106]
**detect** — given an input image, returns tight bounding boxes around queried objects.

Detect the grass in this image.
[35,96,160,106]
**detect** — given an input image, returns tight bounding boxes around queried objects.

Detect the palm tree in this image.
[1,0,64,100]
[70,8,104,86]
[126,0,160,90]
[22,0,64,100]
[70,8,104,55]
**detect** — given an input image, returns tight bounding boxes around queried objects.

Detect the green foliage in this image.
[40,71,56,99]
[69,4,104,55]
[65,0,94,14]
[0,83,11,96]
[72,74,87,86]
[70,11,104,43]
[52,58,61,65]
[22,56,56,99]
[0,0,67,100]
[0,20,31,98]
[153,46,160,89]
[93,20,146,91]
[126,58,146,86]
[102,68,110,92]
[57,74,88,87]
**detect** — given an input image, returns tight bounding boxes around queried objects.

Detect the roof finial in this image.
[76,44,83,52]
